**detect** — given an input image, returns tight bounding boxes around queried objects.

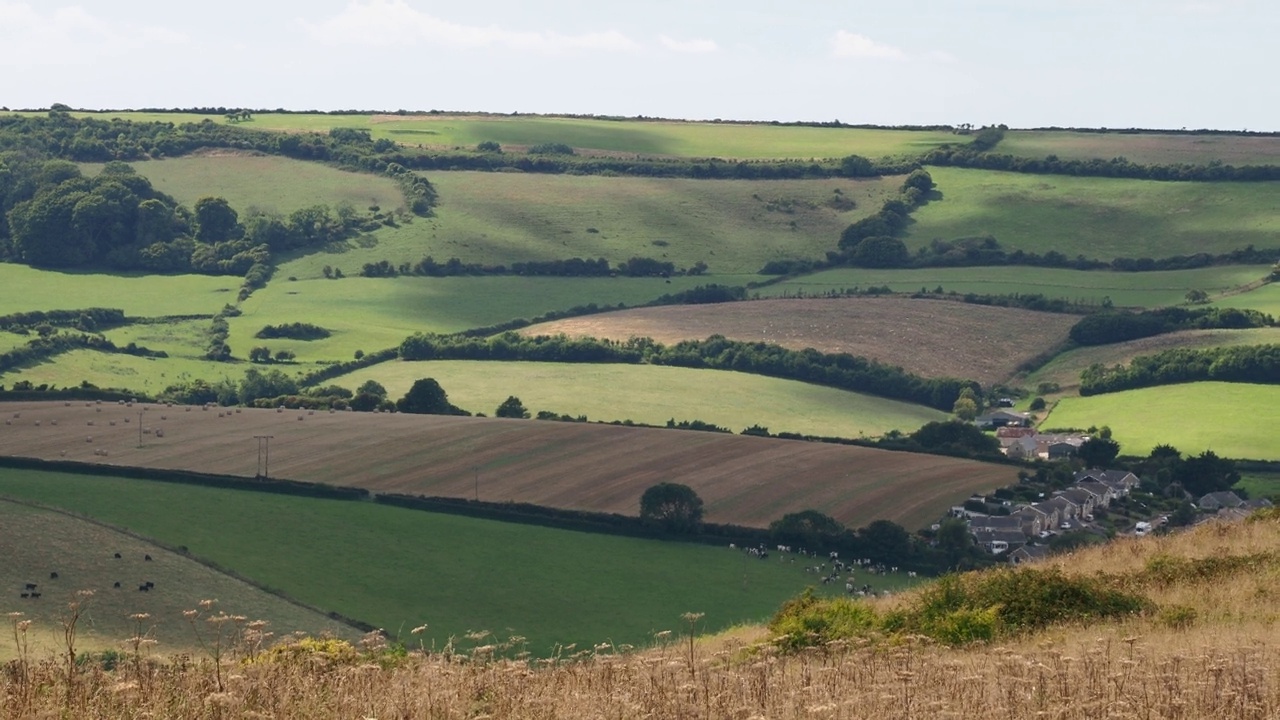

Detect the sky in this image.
[1,0,1276,130]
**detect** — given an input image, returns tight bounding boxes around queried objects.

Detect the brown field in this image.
[521,297,1080,386]
[0,499,356,660]
[0,400,1018,531]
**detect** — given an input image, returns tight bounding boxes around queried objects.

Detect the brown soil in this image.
[522,297,1078,386]
[0,401,1018,531]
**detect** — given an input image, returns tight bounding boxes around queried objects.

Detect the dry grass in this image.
[522,297,1080,386]
[4,514,1280,719]
[0,401,1017,531]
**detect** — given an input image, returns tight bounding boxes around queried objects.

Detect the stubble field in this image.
[0,401,1016,530]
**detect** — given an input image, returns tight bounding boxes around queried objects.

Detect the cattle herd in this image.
[729,543,917,597]
[15,550,156,600]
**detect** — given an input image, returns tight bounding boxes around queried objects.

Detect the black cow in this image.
[24,583,36,591]
[138,584,149,592]
[113,581,121,588]
[144,581,155,589]
[20,593,28,599]
[144,554,152,561]
[114,553,122,559]
[29,592,40,598]
[49,572,58,579]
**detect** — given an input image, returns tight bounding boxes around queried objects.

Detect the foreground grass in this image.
[1044,382,1280,460]
[761,264,1268,308]
[84,155,405,216]
[4,504,1279,718]
[906,167,1280,260]
[0,469,888,655]
[277,172,898,277]
[0,264,236,316]
[332,359,947,437]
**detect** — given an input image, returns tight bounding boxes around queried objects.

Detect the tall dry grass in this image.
[2,513,1279,719]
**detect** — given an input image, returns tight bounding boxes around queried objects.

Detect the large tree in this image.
[194,197,240,243]
[769,510,846,550]
[494,395,530,419]
[639,482,704,533]
[395,378,470,416]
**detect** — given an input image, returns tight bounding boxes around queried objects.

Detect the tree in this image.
[639,482,704,533]
[1185,289,1209,304]
[356,379,387,398]
[935,517,976,569]
[395,378,470,415]
[494,395,530,419]
[193,197,239,243]
[273,349,296,363]
[1175,450,1239,497]
[850,236,909,268]
[769,510,846,550]
[238,367,297,403]
[858,519,913,565]
[901,169,934,194]
[1077,437,1121,468]
[248,346,271,363]
[840,154,875,176]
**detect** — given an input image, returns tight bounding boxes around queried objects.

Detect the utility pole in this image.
[137,408,145,448]
[254,435,274,478]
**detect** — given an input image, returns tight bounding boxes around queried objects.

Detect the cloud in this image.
[830,30,905,60]
[658,35,718,54]
[0,2,186,65]
[306,0,640,54]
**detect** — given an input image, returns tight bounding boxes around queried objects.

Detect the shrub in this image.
[769,590,880,651]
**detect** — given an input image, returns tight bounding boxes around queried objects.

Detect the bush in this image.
[770,590,880,651]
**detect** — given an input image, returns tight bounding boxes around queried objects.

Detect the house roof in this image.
[1075,481,1113,499]
[969,515,1023,530]
[1011,544,1050,560]
[996,426,1037,439]
[1075,469,1140,487]
[972,528,1027,546]
[1199,491,1244,508]
[1059,488,1095,506]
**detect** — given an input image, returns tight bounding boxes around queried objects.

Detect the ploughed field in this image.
[520,297,1079,386]
[0,401,1017,531]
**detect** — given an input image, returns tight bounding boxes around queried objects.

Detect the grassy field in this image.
[521,297,1079,386]
[0,264,236,316]
[0,499,356,659]
[1001,130,1280,166]
[1235,471,1280,500]
[1043,382,1280,460]
[0,350,243,396]
[1215,282,1280,318]
[0,401,1017,531]
[273,172,898,278]
[0,468,922,654]
[331,359,947,437]
[229,274,757,363]
[1022,327,1280,397]
[905,167,1280,260]
[760,265,1269,308]
[84,155,405,216]
[41,111,965,160]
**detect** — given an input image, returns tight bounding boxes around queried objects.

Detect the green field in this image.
[1044,382,1280,460]
[0,469,906,654]
[759,265,1269,308]
[0,499,356,658]
[905,168,1280,260]
[43,111,965,160]
[274,172,897,278]
[1021,328,1280,396]
[0,349,243,395]
[1000,130,1280,167]
[84,155,405,216]
[0,264,236,316]
[332,360,947,437]
[229,275,757,363]
[1216,283,1280,318]
[1235,472,1280,501]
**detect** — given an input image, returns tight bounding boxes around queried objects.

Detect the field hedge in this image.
[1080,344,1280,395]
[1069,307,1274,346]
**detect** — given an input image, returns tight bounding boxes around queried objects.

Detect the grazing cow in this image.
[138,584,150,592]
[20,593,29,599]
[113,553,122,559]
[30,592,40,598]
[144,554,152,561]
[49,572,58,579]
[144,581,155,590]
[24,583,36,591]
[113,582,121,588]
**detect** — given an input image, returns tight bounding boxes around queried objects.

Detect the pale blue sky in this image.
[1,0,1275,130]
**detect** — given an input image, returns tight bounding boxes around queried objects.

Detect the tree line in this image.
[1068,306,1274,346]
[1080,344,1280,395]
[397,332,976,410]
[924,145,1280,182]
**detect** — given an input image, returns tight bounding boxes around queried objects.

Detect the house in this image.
[996,426,1037,439]
[1002,435,1040,459]
[975,410,1031,429]
[1075,469,1141,496]
[1009,544,1050,565]
[1042,496,1080,526]
[1057,488,1097,520]
[1044,441,1079,460]
[1244,498,1275,510]
[972,528,1027,555]
[1010,506,1046,537]
[1026,502,1061,532]
[1198,491,1245,511]
[1074,480,1115,507]
[968,515,1024,533]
